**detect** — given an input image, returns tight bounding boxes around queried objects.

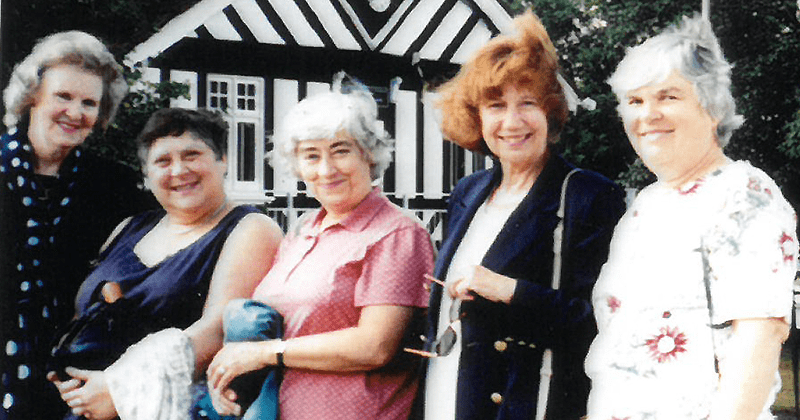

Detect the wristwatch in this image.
[274,340,286,368]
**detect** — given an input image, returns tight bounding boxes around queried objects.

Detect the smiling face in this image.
[295,135,374,220]
[620,71,722,185]
[27,64,103,171]
[478,84,549,172]
[144,132,228,215]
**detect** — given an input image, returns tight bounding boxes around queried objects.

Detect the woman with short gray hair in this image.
[270,75,393,182]
[206,74,435,420]
[586,15,797,420]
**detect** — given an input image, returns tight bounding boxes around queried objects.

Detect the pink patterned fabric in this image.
[253,188,434,420]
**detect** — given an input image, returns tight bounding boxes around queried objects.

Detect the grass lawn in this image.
[777,338,799,418]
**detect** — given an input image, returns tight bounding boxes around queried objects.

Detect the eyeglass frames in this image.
[405,274,464,358]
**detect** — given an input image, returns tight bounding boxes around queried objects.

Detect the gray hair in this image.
[3,31,128,131]
[270,72,393,180]
[608,14,743,147]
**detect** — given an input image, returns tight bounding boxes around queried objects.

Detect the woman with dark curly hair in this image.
[50,108,282,420]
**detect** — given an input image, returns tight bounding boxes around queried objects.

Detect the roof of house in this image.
[125,0,513,66]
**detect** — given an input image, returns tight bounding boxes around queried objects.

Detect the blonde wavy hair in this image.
[3,31,127,131]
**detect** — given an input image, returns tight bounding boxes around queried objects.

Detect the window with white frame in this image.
[207,74,264,201]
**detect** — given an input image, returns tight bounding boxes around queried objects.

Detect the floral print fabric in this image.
[585,161,798,420]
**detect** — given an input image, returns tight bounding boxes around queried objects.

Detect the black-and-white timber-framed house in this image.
[126,0,513,241]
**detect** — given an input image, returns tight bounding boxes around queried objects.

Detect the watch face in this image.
[369,0,391,12]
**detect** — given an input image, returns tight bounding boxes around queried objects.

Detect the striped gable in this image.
[125,0,511,237]
[126,0,512,66]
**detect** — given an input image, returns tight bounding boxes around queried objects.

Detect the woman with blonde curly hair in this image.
[415,10,625,420]
[0,31,154,419]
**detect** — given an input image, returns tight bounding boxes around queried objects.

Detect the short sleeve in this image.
[354,225,434,308]
[706,172,798,324]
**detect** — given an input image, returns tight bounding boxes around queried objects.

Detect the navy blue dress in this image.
[73,205,258,334]
[0,130,156,420]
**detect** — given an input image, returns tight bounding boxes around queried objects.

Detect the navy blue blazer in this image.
[419,154,625,420]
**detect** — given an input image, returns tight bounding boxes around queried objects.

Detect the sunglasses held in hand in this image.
[405,275,464,358]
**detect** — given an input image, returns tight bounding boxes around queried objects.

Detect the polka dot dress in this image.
[1,130,81,419]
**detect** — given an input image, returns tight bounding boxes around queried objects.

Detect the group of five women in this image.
[0,8,795,420]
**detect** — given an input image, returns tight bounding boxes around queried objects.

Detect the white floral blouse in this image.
[585,161,798,420]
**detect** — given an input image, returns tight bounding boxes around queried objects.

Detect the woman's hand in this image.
[207,381,242,417]
[48,367,117,420]
[207,340,278,416]
[447,265,517,304]
[207,341,275,390]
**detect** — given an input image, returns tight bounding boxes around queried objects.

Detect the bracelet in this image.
[275,340,286,369]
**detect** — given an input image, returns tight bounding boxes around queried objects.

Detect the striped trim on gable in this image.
[253,0,298,46]
[223,5,257,43]
[126,0,511,65]
[294,0,337,49]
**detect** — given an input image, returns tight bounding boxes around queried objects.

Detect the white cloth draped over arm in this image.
[104,328,195,420]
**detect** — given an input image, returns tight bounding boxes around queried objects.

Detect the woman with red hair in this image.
[415,10,625,420]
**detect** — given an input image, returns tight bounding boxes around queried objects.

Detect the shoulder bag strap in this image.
[535,168,582,420]
[700,240,725,375]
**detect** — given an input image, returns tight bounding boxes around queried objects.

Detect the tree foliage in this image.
[1,0,193,167]
[83,68,190,169]
[2,0,196,67]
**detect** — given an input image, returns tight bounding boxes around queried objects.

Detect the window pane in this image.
[238,98,245,110]
[210,97,218,108]
[247,84,255,96]
[247,99,255,110]
[221,82,228,94]
[237,123,256,182]
[211,81,218,93]
[238,83,245,96]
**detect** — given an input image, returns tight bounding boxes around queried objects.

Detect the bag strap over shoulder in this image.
[536,167,582,420]
[700,239,726,375]
[551,168,582,290]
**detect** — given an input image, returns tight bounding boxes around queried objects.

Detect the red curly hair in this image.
[436,10,568,153]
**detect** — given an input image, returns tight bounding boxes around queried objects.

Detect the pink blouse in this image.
[253,188,434,420]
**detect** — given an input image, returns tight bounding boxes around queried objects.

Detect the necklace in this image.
[164,201,229,235]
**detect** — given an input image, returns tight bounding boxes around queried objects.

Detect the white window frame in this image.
[207,74,265,202]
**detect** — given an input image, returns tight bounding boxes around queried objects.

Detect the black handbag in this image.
[47,285,148,381]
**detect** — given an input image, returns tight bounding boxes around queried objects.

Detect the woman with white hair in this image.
[206,74,435,420]
[0,31,154,419]
[585,15,798,420]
